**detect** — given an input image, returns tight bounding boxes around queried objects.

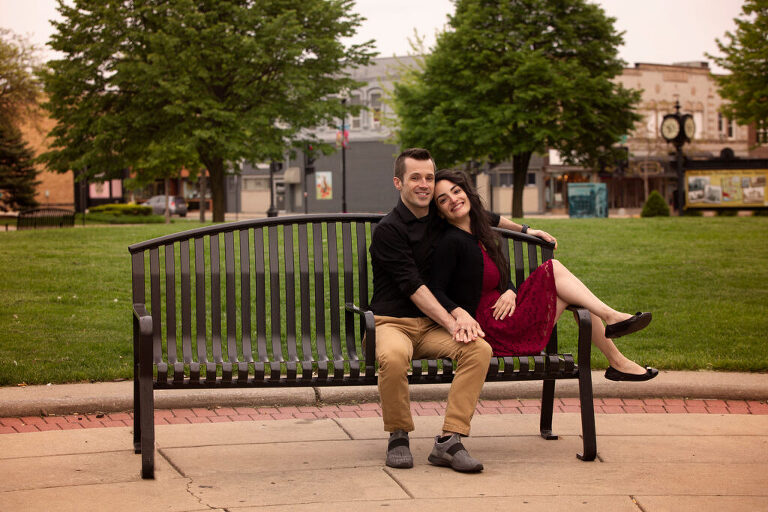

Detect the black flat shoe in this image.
[605,312,652,338]
[604,366,659,382]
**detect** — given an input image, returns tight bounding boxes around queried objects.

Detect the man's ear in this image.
[393,176,402,191]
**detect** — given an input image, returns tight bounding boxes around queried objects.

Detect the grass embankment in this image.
[0,217,766,385]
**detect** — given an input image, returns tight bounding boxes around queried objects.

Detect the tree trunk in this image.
[511,152,532,218]
[203,157,226,222]
[163,177,170,224]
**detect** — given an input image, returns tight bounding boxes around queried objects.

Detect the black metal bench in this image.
[129,214,596,479]
[17,207,76,230]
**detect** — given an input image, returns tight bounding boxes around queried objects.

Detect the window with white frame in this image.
[348,93,362,129]
[369,91,383,129]
[718,112,735,139]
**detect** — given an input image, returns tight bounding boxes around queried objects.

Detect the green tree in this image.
[0,28,42,129]
[392,0,640,217]
[0,124,40,211]
[40,0,375,221]
[708,0,768,145]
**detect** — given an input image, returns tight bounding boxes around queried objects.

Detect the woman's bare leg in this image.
[553,284,647,375]
[551,259,632,326]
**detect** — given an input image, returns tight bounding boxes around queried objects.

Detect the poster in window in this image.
[316,172,333,200]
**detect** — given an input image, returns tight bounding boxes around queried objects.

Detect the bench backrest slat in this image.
[283,224,299,363]
[237,230,252,363]
[164,244,178,365]
[342,222,357,365]
[149,248,162,364]
[194,237,207,365]
[326,222,344,368]
[512,239,525,287]
[297,224,312,365]
[179,239,193,364]
[209,234,224,364]
[312,223,328,365]
[252,228,267,363]
[268,225,283,363]
[527,241,539,272]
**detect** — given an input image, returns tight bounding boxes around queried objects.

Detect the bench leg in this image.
[573,307,597,461]
[539,379,558,440]
[139,372,155,479]
[133,370,141,454]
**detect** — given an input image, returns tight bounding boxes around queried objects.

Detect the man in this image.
[370,148,555,472]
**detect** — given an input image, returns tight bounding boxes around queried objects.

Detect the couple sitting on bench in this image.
[371,148,657,473]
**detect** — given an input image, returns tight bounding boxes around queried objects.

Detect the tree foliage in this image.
[41,0,375,221]
[708,0,768,144]
[0,28,42,129]
[0,124,40,211]
[392,0,640,217]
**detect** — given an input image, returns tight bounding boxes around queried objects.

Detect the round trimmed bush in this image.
[641,190,670,217]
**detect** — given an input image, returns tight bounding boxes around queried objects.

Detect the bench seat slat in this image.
[253,228,268,366]
[298,224,313,382]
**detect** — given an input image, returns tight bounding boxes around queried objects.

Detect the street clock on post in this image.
[661,114,680,141]
[683,114,695,141]
[661,112,695,144]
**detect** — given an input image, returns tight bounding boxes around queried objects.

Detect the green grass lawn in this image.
[0,216,766,385]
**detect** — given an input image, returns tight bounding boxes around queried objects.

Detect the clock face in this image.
[661,116,680,141]
[684,116,695,139]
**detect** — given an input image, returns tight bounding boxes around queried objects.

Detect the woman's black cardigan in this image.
[429,224,515,317]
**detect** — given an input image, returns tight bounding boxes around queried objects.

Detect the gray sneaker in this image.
[428,433,483,472]
[386,429,413,469]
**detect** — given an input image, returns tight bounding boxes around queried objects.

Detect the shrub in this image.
[682,209,703,216]
[716,209,738,217]
[85,212,165,224]
[753,209,768,217]
[89,203,152,216]
[641,190,670,217]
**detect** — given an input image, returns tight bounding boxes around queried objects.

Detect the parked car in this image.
[144,196,187,217]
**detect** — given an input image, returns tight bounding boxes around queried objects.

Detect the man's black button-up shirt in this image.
[369,198,500,318]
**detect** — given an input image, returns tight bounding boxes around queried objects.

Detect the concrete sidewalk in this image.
[2,370,767,417]
[1,409,767,511]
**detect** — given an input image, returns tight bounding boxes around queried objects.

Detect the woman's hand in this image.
[451,307,485,343]
[528,228,558,250]
[491,290,517,320]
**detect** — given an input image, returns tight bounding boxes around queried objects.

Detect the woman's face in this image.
[434,179,471,223]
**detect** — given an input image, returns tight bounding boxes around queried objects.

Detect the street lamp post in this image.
[340,98,348,214]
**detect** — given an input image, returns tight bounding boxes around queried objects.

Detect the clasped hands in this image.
[450,289,518,342]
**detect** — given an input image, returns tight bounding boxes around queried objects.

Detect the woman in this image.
[429,169,657,381]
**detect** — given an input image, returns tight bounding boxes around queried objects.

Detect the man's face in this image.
[394,157,435,217]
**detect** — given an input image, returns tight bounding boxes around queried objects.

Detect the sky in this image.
[0,0,745,73]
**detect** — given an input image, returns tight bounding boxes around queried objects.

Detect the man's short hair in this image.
[394,148,435,180]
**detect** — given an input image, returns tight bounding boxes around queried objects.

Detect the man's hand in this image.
[451,307,485,343]
[528,228,558,249]
[491,289,517,320]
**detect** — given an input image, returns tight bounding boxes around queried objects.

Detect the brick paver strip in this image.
[0,399,765,434]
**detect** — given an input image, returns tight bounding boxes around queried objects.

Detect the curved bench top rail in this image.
[494,227,557,251]
[128,213,385,254]
[128,213,557,254]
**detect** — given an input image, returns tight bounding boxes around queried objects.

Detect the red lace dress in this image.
[475,245,558,356]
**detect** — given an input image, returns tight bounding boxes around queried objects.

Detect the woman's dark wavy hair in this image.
[434,169,510,293]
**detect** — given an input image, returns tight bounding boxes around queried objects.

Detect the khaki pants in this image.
[375,315,492,436]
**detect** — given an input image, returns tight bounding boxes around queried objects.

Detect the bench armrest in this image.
[345,303,376,373]
[133,303,153,338]
[566,305,592,372]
